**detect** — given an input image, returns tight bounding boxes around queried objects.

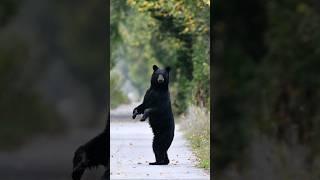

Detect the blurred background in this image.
[0,0,107,179]
[213,0,320,179]
[110,0,210,171]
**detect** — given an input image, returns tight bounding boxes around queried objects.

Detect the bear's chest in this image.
[149,91,169,103]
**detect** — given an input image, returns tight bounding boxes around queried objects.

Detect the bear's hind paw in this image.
[149,161,169,165]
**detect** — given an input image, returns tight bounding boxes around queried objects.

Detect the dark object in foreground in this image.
[72,115,109,180]
[133,65,175,165]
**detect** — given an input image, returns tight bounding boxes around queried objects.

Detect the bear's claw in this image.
[132,109,138,119]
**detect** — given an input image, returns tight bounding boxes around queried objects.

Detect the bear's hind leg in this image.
[149,139,160,165]
[164,152,169,164]
[149,150,169,165]
[149,138,168,165]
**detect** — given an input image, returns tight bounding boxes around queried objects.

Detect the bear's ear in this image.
[165,66,171,72]
[153,65,159,71]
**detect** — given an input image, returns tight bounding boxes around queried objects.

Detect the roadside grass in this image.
[179,105,210,170]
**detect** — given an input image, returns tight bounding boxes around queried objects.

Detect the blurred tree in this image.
[213,0,320,177]
[124,0,210,113]
[56,0,107,109]
[0,0,107,149]
[213,0,267,170]
[0,0,19,27]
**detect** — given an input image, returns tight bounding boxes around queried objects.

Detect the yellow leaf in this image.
[203,0,210,6]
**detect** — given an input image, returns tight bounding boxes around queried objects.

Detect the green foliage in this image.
[114,0,211,114]
[111,0,158,98]
[192,36,210,108]
[214,0,320,177]
[110,70,129,108]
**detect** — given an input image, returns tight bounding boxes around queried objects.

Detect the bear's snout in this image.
[157,74,164,83]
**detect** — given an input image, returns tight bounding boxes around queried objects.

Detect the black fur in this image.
[132,65,175,165]
[72,114,109,180]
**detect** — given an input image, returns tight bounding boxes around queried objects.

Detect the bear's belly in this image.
[149,115,174,132]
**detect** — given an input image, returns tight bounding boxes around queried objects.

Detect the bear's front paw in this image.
[140,117,146,121]
[132,109,138,119]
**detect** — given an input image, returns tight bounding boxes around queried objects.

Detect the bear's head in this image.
[151,65,171,89]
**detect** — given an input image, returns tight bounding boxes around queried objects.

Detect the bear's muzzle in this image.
[157,74,164,83]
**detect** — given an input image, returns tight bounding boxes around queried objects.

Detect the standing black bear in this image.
[132,65,175,165]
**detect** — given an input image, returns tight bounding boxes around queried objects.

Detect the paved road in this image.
[0,128,105,180]
[110,103,210,180]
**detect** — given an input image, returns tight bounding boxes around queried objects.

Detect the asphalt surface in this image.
[110,103,209,180]
[0,103,209,180]
[0,128,105,180]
